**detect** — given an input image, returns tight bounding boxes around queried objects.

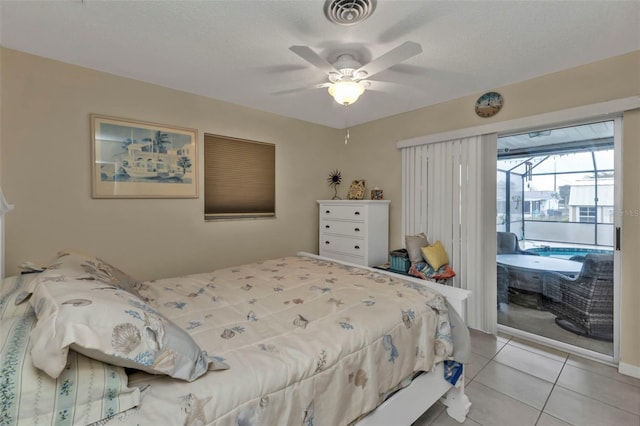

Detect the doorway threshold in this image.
[497,324,617,367]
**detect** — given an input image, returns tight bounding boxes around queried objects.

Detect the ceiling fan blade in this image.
[289,46,339,75]
[355,41,422,79]
[272,86,313,96]
[271,83,333,96]
[273,82,330,96]
[362,80,408,92]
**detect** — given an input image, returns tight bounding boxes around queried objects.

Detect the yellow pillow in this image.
[421,240,449,270]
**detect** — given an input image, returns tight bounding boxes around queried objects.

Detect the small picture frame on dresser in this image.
[371,188,383,200]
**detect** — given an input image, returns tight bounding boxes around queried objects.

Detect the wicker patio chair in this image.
[497,263,509,307]
[542,253,614,341]
[497,232,539,256]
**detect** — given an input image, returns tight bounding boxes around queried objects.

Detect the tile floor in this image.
[413,329,640,426]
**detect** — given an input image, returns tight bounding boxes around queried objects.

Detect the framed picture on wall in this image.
[91,114,198,198]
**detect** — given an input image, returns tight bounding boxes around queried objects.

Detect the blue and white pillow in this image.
[29,267,228,382]
[0,274,140,425]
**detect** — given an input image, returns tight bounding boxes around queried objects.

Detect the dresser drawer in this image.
[320,234,365,257]
[320,205,366,221]
[320,219,365,237]
[319,249,365,266]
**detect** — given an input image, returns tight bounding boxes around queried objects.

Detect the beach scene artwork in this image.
[92,115,198,198]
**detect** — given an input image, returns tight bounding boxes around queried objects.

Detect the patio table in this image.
[497,254,583,275]
[497,254,583,309]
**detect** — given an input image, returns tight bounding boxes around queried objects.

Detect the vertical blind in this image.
[401,134,497,332]
[204,134,275,219]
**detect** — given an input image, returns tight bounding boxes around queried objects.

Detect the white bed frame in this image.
[298,252,472,425]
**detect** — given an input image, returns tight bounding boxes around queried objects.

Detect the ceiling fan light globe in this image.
[328,81,365,105]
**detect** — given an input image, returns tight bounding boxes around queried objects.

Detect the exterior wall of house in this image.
[344,51,640,369]
[568,205,615,223]
[0,47,342,280]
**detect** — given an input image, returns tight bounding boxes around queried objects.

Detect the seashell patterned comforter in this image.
[99,255,465,426]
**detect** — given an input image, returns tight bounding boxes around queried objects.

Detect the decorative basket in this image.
[389,249,410,273]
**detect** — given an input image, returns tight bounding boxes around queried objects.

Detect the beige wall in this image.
[0,48,341,280]
[621,109,640,370]
[342,51,640,368]
[2,47,639,369]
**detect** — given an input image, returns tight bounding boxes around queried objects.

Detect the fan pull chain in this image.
[344,106,350,144]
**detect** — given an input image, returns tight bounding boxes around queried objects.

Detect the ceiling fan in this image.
[289,41,423,106]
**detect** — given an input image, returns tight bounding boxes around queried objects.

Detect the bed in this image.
[0,250,471,425]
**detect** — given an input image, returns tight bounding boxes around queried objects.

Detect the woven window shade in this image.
[204,134,275,218]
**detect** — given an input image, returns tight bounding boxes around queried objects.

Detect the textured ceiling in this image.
[1,0,639,129]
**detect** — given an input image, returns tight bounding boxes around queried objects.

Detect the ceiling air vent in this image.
[324,0,376,26]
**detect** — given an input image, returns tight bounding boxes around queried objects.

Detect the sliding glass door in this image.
[496,120,619,359]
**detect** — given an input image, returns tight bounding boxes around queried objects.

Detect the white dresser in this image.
[317,200,390,267]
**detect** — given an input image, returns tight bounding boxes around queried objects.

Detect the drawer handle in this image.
[354,211,360,216]
[354,228,360,232]
[325,241,330,245]
[354,245,360,250]
[325,210,331,214]
[325,225,330,229]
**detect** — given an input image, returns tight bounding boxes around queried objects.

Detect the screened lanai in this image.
[497,121,615,249]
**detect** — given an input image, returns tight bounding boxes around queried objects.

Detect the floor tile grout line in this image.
[471,334,570,426]
[564,360,640,389]
[468,336,511,384]
[463,337,513,425]
[423,401,446,426]
[473,352,566,421]
[557,356,640,416]
[505,340,570,363]
[468,331,640,426]
[465,381,544,426]
[484,356,559,388]
[552,382,640,418]
[470,336,561,426]
[539,357,640,422]
[488,344,565,386]
[535,354,570,425]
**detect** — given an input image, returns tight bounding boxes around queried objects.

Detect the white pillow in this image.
[405,232,430,263]
[29,271,228,382]
[48,250,145,297]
